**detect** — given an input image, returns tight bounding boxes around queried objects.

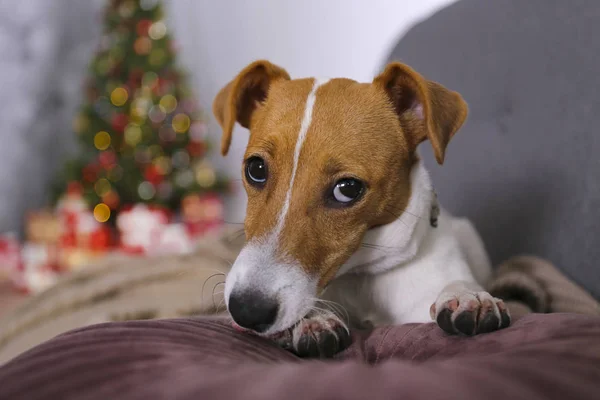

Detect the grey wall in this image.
[0,0,103,236]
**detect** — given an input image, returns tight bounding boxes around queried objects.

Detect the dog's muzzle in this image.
[228,290,279,333]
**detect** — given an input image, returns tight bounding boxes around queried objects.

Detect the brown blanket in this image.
[1,313,599,400]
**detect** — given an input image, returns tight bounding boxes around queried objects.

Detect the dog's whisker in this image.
[202,273,226,303]
[314,298,350,324]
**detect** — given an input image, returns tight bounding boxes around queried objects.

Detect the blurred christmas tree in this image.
[53,0,228,223]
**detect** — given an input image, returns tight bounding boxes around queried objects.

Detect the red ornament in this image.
[186,142,205,157]
[136,19,153,36]
[89,226,113,251]
[99,151,117,169]
[144,165,163,185]
[111,113,128,133]
[82,163,100,182]
[67,181,83,195]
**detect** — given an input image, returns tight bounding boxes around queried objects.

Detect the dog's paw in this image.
[430,290,510,335]
[271,317,351,358]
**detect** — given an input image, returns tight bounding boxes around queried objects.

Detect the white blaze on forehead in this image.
[225,78,329,334]
[273,77,330,238]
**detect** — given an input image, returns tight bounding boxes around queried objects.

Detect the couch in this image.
[1,1,599,399]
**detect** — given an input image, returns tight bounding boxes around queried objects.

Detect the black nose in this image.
[228,290,279,333]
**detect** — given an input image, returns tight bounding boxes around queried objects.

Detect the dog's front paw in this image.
[271,317,351,358]
[430,290,510,335]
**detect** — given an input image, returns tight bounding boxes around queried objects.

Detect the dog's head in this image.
[213,60,467,335]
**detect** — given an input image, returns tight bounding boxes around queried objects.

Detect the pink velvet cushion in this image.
[1,313,599,400]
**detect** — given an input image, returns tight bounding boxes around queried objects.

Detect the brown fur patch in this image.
[213,60,468,289]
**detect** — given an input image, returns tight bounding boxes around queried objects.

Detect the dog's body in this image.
[322,162,493,328]
[213,61,510,357]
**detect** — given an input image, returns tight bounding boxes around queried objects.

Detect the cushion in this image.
[386,0,600,298]
[1,313,599,400]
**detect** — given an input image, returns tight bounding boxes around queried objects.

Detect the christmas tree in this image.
[53,0,228,224]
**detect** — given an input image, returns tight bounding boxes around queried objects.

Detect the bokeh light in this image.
[189,122,207,142]
[195,165,216,188]
[172,113,191,133]
[93,203,111,223]
[138,181,156,200]
[159,94,177,113]
[175,169,194,188]
[148,105,166,123]
[94,131,111,150]
[153,156,171,175]
[172,150,190,169]
[94,178,112,197]
[149,21,167,40]
[134,37,152,55]
[110,87,129,106]
[124,124,142,146]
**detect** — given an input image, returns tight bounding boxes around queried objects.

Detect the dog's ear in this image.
[373,62,468,164]
[213,60,290,156]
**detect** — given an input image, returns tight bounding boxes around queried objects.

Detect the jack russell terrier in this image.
[212,60,510,357]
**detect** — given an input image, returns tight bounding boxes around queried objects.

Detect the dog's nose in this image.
[228,290,279,333]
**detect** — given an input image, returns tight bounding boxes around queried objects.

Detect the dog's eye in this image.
[332,178,364,204]
[245,156,267,186]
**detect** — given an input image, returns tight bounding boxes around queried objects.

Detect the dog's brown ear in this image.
[373,62,468,164]
[213,60,290,156]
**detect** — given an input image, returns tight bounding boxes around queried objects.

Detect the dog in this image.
[212,60,510,357]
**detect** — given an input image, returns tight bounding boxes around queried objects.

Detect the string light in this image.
[94,178,112,197]
[94,131,111,150]
[93,203,111,223]
[175,169,194,188]
[159,94,177,113]
[172,113,190,133]
[124,124,142,146]
[189,122,207,141]
[171,150,190,168]
[149,21,167,40]
[148,105,166,123]
[154,156,171,175]
[138,181,156,200]
[134,37,152,55]
[195,165,216,188]
[110,87,128,106]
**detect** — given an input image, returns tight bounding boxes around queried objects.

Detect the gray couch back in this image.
[388,0,600,297]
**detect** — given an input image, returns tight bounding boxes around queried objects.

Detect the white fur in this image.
[274,77,330,237]
[225,78,329,335]
[323,160,492,326]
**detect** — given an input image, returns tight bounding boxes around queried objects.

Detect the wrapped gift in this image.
[150,223,194,256]
[25,210,60,244]
[16,243,59,294]
[117,204,170,254]
[0,233,21,282]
